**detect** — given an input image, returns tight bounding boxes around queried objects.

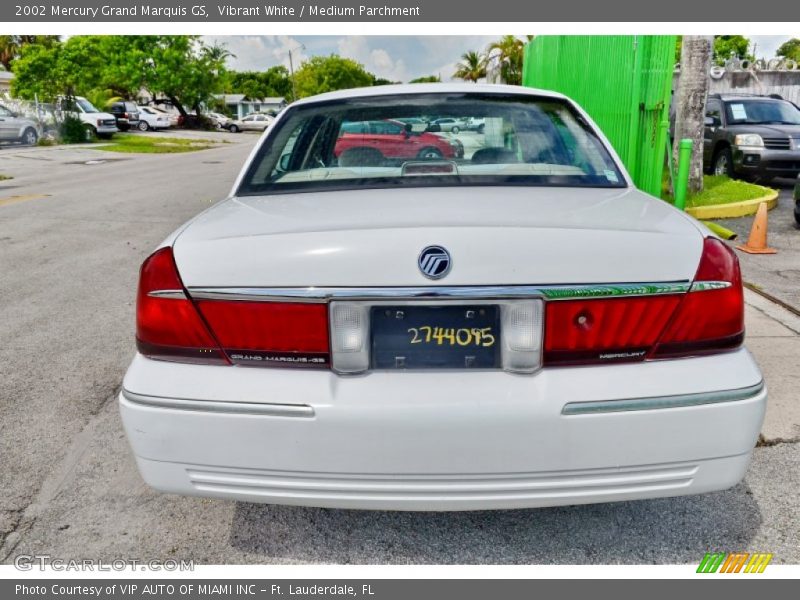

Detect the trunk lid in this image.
[173,186,704,287]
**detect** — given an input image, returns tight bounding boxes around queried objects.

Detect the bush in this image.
[60,115,88,144]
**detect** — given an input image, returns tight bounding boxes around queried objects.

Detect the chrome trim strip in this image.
[187,282,699,303]
[147,289,186,299]
[690,281,732,292]
[121,389,315,417]
[561,381,764,415]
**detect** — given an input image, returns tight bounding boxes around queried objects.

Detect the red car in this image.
[335,119,462,166]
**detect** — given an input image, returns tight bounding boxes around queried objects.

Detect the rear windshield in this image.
[237,93,626,196]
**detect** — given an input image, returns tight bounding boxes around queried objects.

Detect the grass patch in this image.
[663,175,773,208]
[95,133,217,154]
[0,174,12,181]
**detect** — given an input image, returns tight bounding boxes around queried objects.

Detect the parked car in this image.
[464,117,486,133]
[429,117,467,133]
[121,84,765,511]
[703,93,800,182]
[147,105,180,127]
[336,119,462,164]
[207,111,232,129]
[136,106,170,131]
[58,96,117,140]
[0,103,41,145]
[794,173,800,227]
[108,101,140,132]
[393,117,429,133]
[228,113,274,133]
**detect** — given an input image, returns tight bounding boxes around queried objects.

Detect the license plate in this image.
[371,305,501,369]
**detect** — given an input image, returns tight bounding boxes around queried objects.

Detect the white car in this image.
[227,113,274,133]
[136,106,171,131]
[121,84,766,511]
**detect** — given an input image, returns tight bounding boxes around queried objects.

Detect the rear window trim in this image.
[235,92,629,197]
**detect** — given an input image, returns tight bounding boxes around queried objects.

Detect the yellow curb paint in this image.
[685,190,779,219]
[0,193,50,207]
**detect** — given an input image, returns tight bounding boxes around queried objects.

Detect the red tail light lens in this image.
[136,247,227,364]
[196,301,330,368]
[653,238,744,357]
[136,247,330,368]
[543,296,682,365]
[544,238,744,365]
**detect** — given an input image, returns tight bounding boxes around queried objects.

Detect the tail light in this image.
[136,247,226,364]
[652,237,744,357]
[544,237,744,366]
[136,247,330,367]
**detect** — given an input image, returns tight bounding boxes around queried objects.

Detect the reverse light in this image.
[329,302,370,374]
[500,300,544,373]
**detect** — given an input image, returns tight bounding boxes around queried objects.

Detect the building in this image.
[0,70,14,94]
[215,94,287,119]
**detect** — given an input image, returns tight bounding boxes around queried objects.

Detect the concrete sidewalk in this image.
[744,289,800,443]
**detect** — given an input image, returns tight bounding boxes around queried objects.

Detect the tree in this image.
[453,51,486,83]
[0,35,59,71]
[293,55,374,98]
[777,38,800,61]
[225,67,291,100]
[673,36,713,195]
[409,75,441,83]
[11,35,229,120]
[371,76,397,86]
[486,35,525,85]
[713,35,752,64]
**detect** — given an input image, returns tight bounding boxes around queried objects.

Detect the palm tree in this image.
[486,35,526,85]
[453,51,486,83]
[673,36,713,194]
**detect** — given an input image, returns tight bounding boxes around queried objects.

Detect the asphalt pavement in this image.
[0,136,797,565]
[717,180,800,312]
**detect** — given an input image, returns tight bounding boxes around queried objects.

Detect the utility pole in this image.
[287,44,305,101]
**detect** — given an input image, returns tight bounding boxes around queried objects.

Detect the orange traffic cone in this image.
[736,202,776,254]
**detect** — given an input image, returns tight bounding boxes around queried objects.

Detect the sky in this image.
[203,35,796,84]
[202,35,498,82]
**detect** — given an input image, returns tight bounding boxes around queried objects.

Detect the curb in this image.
[685,189,779,219]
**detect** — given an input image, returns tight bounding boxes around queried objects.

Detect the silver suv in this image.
[0,103,40,145]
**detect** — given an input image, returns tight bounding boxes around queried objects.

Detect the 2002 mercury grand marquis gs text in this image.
[120,84,766,511]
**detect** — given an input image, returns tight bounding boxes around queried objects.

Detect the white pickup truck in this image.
[59,96,118,140]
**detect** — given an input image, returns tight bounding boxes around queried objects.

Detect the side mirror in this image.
[279,153,292,171]
[704,116,718,127]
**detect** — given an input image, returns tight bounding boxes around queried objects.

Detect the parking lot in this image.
[0,133,798,565]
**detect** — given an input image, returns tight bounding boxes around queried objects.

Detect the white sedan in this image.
[136,106,171,131]
[227,113,274,133]
[120,84,766,511]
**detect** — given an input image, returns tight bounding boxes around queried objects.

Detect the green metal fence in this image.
[522,36,675,197]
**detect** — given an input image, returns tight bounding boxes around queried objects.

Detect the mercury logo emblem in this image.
[418,246,451,279]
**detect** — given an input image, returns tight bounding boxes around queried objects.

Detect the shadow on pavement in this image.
[228,482,761,564]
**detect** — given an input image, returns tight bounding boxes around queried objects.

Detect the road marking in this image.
[0,193,50,207]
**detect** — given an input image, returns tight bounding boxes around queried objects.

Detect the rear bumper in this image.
[120,348,766,511]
